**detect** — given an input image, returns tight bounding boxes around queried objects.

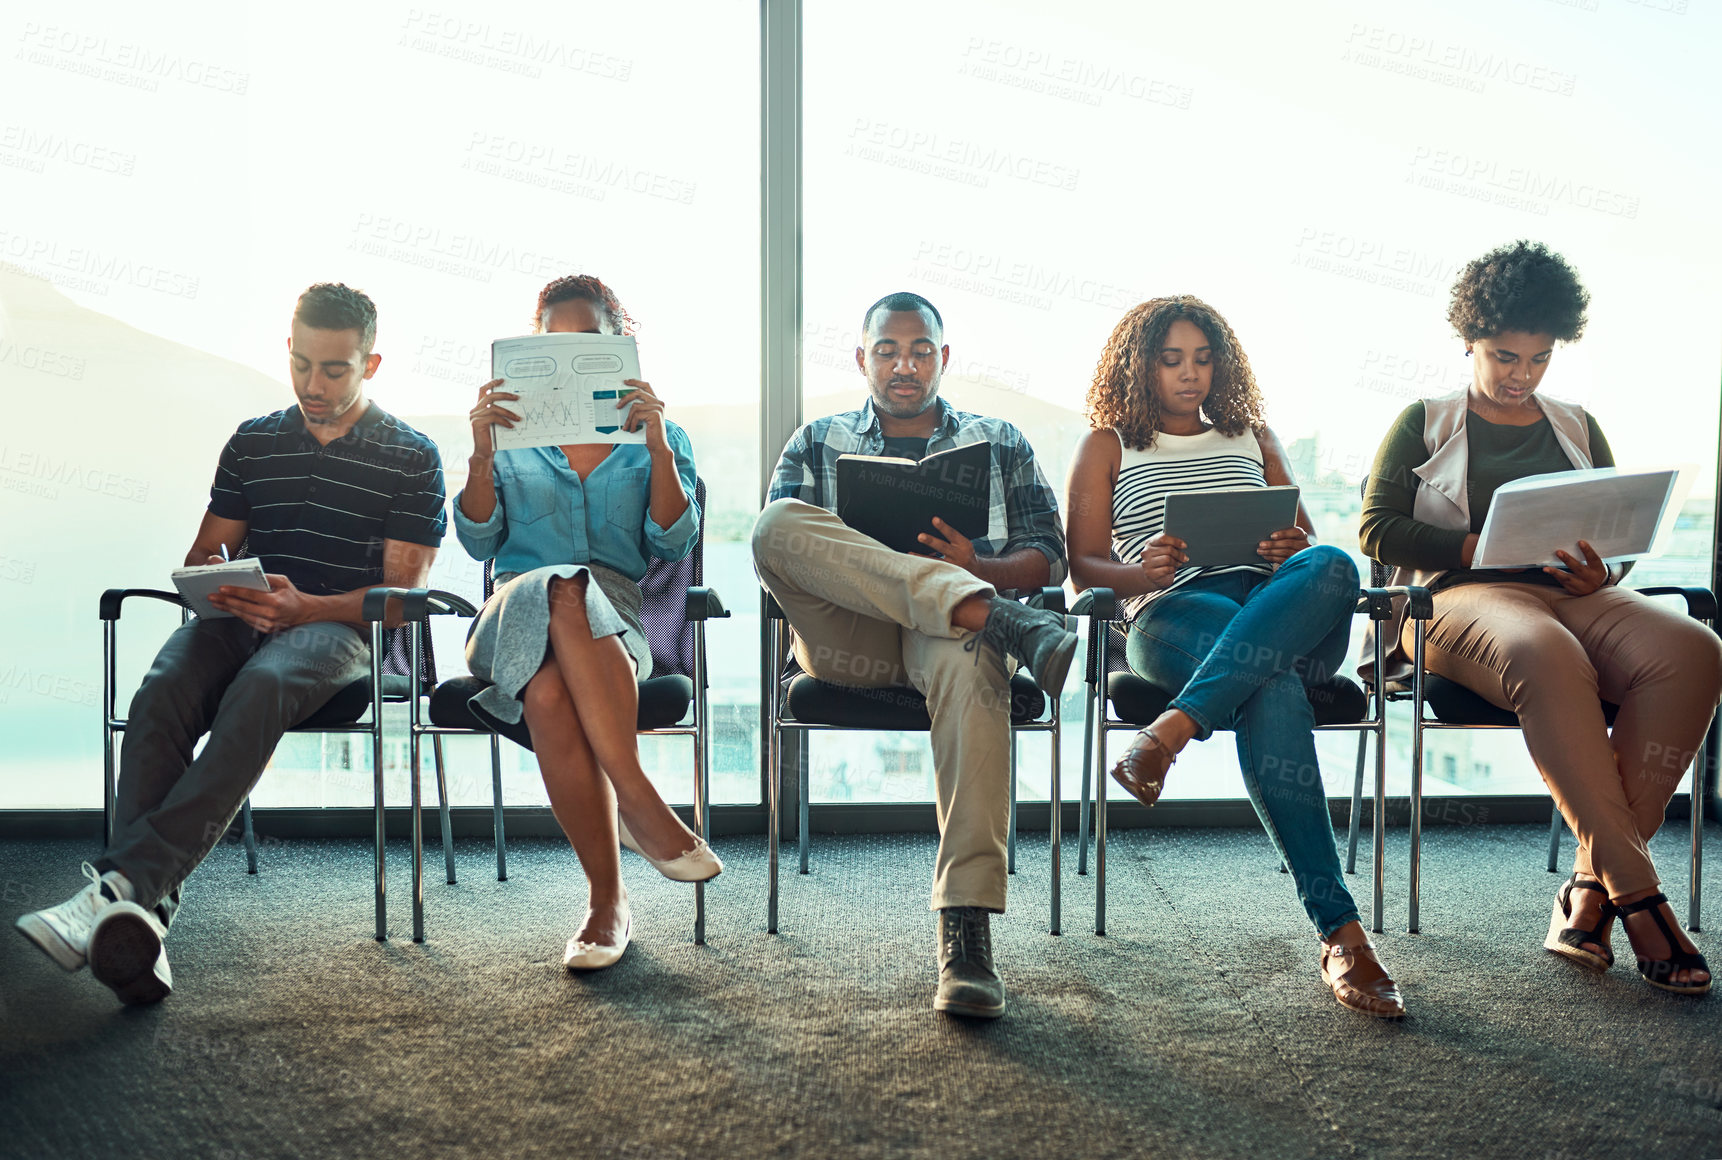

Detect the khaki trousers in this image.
[751,499,1014,912]
[1406,581,1722,898]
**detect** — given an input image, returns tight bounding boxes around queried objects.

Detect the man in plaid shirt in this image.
[754,291,1074,1020]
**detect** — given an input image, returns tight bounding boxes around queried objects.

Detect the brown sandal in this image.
[1320,939,1406,1019]
[1110,727,1175,807]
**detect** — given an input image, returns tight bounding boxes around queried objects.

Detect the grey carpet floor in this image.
[3,822,1720,1160]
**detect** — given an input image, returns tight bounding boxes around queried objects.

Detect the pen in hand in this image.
[218,543,231,562]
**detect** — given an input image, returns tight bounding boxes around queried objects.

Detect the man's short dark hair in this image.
[861,292,943,341]
[294,283,379,354]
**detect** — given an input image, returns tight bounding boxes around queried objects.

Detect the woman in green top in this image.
[1361,240,1717,996]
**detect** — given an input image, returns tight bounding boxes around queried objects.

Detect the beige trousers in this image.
[751,498,1015,912]
[1406,581,1722,898]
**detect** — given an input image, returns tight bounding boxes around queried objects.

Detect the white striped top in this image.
[1110,426,1270,619]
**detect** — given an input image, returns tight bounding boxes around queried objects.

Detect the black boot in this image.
[935,906,1006,1018]
[974,597,1077,696]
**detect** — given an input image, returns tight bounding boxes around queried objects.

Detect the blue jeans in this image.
[1126,546,1361,938]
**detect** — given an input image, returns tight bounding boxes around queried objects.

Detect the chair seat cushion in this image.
[426,674,694,753]
[1107,672,1368,729]
[296,673,414,728]
[785,671,1046,729]
[1423,675,1618,728]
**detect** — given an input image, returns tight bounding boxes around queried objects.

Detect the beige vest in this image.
[1361,391,1593,685]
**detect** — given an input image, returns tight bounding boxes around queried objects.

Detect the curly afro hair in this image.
[1447,240,1589,344]
[533,274,636,335]
[1085,295,1266,452]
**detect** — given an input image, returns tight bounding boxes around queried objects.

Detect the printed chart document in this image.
[836,442,991,555]
[170,558,270,619]
[490,333,646,452]
[1161,485,1301,567]
[1473,467,1679,568]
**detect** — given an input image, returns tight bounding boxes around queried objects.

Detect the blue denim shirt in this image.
[452,420,698,581]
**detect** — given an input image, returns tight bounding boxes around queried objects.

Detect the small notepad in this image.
[170,558,270,619]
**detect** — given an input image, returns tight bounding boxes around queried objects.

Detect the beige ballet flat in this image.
[617,817,724,883]
[564,915,630,971]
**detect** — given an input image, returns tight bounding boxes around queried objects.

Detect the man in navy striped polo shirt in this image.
[15,284,446,1005]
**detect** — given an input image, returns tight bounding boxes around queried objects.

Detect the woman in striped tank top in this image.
[1067,296,1403,1018]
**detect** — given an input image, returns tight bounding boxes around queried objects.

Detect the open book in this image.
[836,442,991,555]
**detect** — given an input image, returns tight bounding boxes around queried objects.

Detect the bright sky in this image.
[5,0,1717,488]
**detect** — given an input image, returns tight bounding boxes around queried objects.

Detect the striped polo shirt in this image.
[1110,425,1269,619]
[208,402,447,596]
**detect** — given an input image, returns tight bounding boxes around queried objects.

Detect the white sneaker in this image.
[14,864,132,972]
[89,902,172,1005]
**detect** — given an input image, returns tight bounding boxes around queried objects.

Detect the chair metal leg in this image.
[1007,734,1018,874]
[1346,729,1366,875]
[371,622,388,942]
[490,734,507,882]
[797,738,810,875]
[1409,728,1423,936]
[767,715,780,934]
[409,631,425,944]
[1546,805,1563,873]
[694,625,711,947]
[1373,725,1386,935]
[102,621,118,850]
[1401,617,1426,935]
[1692,738,1706,933]
[1094,690,1108,937]
[433,736,456,886]
[1049,701,1062,937]
[767,616,782,934]
[1077,679,1094,876]
[242,798,258,874]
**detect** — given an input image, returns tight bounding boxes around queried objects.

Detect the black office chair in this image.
[1388,563,1715,933]
[98,581,443,941]
[763,588,1069,934]
[407,478,728,944]
[1070,581,1413,935]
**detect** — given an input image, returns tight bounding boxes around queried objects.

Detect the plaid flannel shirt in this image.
[767,396,1067,588]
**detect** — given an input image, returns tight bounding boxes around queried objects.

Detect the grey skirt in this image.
[464,563,651,725]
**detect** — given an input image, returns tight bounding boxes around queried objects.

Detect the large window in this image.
[4,1,1718,814]
[801,0,1722,804]
[0,1,760,808]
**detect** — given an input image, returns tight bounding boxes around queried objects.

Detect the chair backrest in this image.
[479,476,708,681]
[1357,476,1391,587]
[1104,623,1132,676]
[638,477,706,680]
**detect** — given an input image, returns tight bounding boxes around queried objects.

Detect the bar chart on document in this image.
[490,333,648,451]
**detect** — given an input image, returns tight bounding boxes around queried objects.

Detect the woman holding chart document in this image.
[455,274,719,972]
[1067,296,1404,1018]
[1361,240,1717,995]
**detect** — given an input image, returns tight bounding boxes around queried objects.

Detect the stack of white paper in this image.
[1472,467,1680,568]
